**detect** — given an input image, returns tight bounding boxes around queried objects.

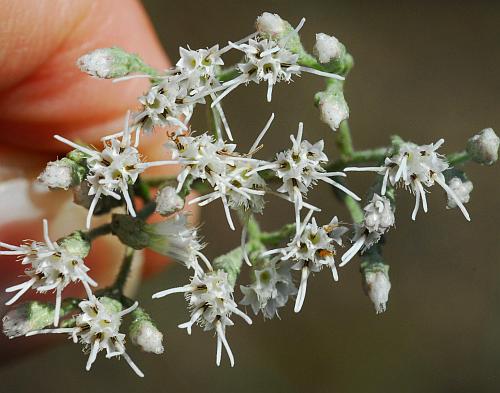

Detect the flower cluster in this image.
[0,220,95,326]
[341,194,395,266]
[1,11,497,379]
[345,139,471,221]
[153,269,252,366]
[27,296,144,377]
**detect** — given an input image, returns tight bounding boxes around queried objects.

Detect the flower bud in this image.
[318,93,349,131]
[314,33,341,63]
[255,12,285,38]
[77,47,147,79]
[3,300,78,338]
[37,158,86,190]
[156,186,184,216]
[446,177,473,209]
[129,307,164,354]
[466,128,499,165]
[363,269,391,314]
[58,230,91,259]
[111,214,150,250]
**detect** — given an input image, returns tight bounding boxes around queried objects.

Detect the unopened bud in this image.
[256,12,285,38]
[466,128,499,165]
[446,177,473,209]
[155,186,184,216]
[314,33,341,63]
[38,158,86,190]
[363,269,391,314]
[318,93,349,131]
[3,300,78,338]
[58,231,91,259]
[129,307,164,354]
[77,47,149,79]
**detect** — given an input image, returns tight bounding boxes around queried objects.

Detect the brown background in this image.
[1,1,499,392]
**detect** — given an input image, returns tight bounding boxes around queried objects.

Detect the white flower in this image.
[318,93,349,131]
[135,80,193,134]
[264,213,348,312]
[0,219,96,326]
[255,12,285,38]
[363,270,391,314]
[467,127,499,165]
[176,45,224,86]
[314,33,341,63]
[55,113,150,228]
[153,270,252,367]
[240,259,297,319]
[146,214,211,275]
[251,123,359,231]
[166,116,274,230]
[37,160,74,190]
[446,177,473,209]
[26,297,144,377]
[341,194,395,266]
[345,139,471,221]
[156,186,185,215]
[206,37,343,105]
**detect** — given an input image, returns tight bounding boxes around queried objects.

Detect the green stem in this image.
[137,201,157,220]
[134,177,152,203]
[343,195,364,224]
[337,120,355,160]
[113,247,135,291]
[216,66,241,83]
[259,223,295,247]
[447,150,470,166]
[86,223,112,241]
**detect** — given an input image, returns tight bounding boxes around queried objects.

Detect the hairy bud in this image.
[467,128,499,165]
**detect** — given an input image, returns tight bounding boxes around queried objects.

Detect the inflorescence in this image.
[1,12,498,377]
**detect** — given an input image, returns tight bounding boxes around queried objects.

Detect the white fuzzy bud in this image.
[446,177,473,209]
[38,160,74,190]
[156,186,184,216]
[130,321,164,354]
[77,47,142,79]
[314,33,341,63]
[2,302,57,338]
[256,12,285,37]
[467,128,499,165]
[319,94,349,131]
[363,271,391,314]
[2,308,32,338]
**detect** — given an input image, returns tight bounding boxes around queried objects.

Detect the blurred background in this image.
[1,0,499,392]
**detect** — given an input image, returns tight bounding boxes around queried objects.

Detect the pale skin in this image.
[0,0,179,359]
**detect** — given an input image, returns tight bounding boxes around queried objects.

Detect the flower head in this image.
[0,220,96,326]
[55,114,148,228]
[240,259,297,319]
[345,139,471,221]
[264,213,347,312]
[341,194,395,266]
[252,123,359,231]
[145,214,210,275]
[27,297,144,377]
[153,270,252,367]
